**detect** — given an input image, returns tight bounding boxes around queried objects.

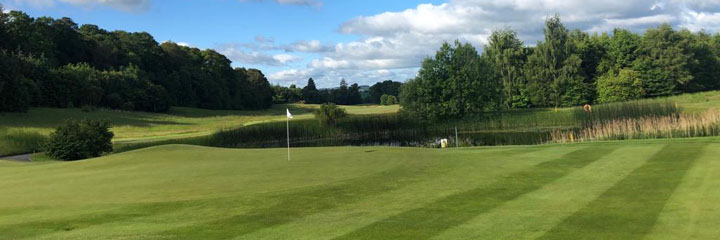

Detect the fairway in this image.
[1,138,719,239]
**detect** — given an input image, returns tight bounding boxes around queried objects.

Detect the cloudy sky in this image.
[2,0,720,87]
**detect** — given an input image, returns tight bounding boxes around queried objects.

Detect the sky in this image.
[2,0,720,88]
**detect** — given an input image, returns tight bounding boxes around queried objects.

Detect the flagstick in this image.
[287,115,290,161]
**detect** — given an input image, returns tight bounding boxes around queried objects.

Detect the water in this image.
[230,130,553,148]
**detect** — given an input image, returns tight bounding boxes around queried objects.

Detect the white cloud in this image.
[287,40,333,53]
[239,0,322,7]
[12,0,150,11]
[274,0,321,7]
[680,10,720,32]
[273,54,302,64]
[263,0,720,87]
[218,43,302,66]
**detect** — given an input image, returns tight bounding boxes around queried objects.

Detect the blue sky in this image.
[2,0,720,87]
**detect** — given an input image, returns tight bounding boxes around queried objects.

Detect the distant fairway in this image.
[0,104,399,156]
[1,138,719,239]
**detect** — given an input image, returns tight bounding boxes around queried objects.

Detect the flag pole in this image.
[287,113,290,161]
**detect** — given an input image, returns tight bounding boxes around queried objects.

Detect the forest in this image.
[0,6,273,113]
[401,15,720,120]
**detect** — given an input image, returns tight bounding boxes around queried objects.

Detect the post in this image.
[287,116,290,161]
[455,126,459,148]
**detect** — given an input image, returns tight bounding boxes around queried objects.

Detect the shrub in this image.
[380,94,398,105]
[596,69,645,103]
[313,103,348,126]
[46,119,114,161]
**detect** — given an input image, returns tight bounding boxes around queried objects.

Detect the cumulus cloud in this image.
[239,0,322,7]
[274,0,321,7]
[263,0,720,87]
[12,0,150,11]
[218,43,302,66]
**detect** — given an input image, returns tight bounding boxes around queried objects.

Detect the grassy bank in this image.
[1,138,719,239]
[0,104,399,156]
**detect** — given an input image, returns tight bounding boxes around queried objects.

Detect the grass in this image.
[1,137,719,239]
[0,104,399,156]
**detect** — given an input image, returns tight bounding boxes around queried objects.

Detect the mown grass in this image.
[0,138,718,239]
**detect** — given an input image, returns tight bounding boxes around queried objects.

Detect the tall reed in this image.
[574,100,680,128]
[552,108,720,143]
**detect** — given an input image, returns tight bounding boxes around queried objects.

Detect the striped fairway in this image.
[0,139,718,239]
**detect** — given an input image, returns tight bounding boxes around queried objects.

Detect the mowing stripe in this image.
[334,145,618,240]
[236,146,577,240]
[645,143,720,240]
[159,148,540,239]
[432,144,662,239]
[537,142,708,240]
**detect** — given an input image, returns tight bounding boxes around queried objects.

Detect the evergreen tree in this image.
[484,29,527,108]
[302,78,324,104]
[525,15,586,107]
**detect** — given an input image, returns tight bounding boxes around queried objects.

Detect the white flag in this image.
[286,109,293,119]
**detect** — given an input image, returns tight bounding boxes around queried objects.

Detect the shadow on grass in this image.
[537,142,707,239]
[334,145,619,240]
[160,148,543,239]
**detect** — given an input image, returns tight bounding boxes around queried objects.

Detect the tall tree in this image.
[347,83,362,105]
[368,80,402,104]
[302,78,323,104]
[525,15,586,107]
[484,29,527,108]
[400,41,498,120]
[633,24,692,97]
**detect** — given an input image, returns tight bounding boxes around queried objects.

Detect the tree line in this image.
[272,78,402,105]
[401,15,720,120]
[0,6,273,113]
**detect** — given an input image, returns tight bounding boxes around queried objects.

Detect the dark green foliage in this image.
[368,80,402,104]
[0,9,272,113]
[401,15,720,119]
[313,103,348,126]
[380,94,398,105]
[633,24,692,97]
[484,29,528,108]
[525,15,587,107]
[272,84,302,103]
[596,69,644,103]
[301,78,324,104]
[400,41,500,121]
[45,119,114,161]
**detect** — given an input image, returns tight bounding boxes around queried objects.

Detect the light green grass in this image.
[0,104,399,156]
[1,137,719,239]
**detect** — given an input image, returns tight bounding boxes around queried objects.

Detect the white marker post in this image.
[286,109,293,161]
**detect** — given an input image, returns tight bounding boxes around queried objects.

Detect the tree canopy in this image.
[401,15,720,120]
[0,7,273,112]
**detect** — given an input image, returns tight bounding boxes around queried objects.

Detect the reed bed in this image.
[552,109,720,143]
[574,100,680,128]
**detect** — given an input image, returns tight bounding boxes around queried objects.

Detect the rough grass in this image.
[1,138,719,239]
[0,104,399,156]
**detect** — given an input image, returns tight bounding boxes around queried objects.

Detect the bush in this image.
[380,94,398,105]
[313,103,348,126]
[596,69,645,103]
[46,120,114,161]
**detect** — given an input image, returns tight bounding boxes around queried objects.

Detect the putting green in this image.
[0,138,719,239]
